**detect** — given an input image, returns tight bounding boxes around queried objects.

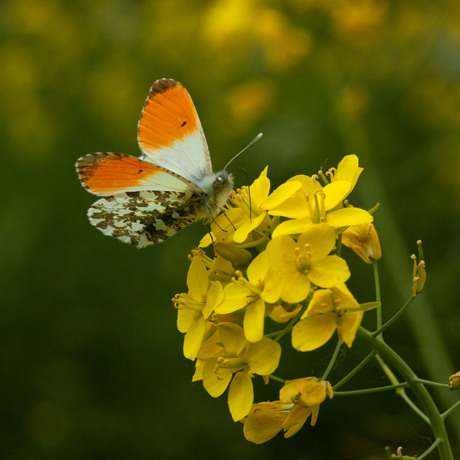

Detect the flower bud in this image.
[342,222,382,263]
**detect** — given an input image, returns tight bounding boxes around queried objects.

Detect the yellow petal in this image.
[269,304,302,323]
[267,234,296,271]
[217,283,249,314]
[187,257,208,300]
[243,402,288,444]
[280,272,310,304]
[323,181,352,210]
[244,337,281,375]
[326,207,373,228]
[260,267,282,304]
[283,404,311,438]
[338,311,364,347]
[192,359,204,382]
[261,181,301,210]
[204,281,223,317]
[233,212,266,243]
[267,193,307,219]
[228,370,254,421]
[247,252,269,284]
[335,154,363,189]
[297,223,336,258]
[299,380,327,406]
[249,166,270,205]
[280,378,312,402]
[272,217,313,238]
[216,322,248,356]
[244,298,265,342]
[183,316,206,361]
[308,255,350,287]
[203,358,232,397]
[177,308,195,333]
[292,314,336,351]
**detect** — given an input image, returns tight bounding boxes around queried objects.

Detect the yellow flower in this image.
[215,252,281,342]
[270,155,372,237]
[243,401,290,444]
[279,378,334,435]
[292,285,364,351]
[266,224,350,303]
[195,322,281,422]
[173,256,223,360]
[243,377,333,443]
[342,222,382,263]
[200,166,301,247]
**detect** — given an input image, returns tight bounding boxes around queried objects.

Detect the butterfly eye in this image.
[213,176,224,192]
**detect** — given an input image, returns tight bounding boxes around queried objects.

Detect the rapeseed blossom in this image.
[173,154,381,442]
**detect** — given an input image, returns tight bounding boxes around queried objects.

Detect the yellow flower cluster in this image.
[173,155,381,442]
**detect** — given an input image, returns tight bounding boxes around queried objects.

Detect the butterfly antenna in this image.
[224,133,263,170]
[238,167,253,223]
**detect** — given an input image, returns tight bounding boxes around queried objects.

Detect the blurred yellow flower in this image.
[332,0,388,40]
[227,80,276,125]
[292,284,364,351]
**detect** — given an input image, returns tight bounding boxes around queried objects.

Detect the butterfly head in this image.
[196,170,234,223]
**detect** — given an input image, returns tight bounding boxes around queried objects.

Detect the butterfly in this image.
[76,78,234,248]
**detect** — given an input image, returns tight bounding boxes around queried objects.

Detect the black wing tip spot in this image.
[181,121,187,127]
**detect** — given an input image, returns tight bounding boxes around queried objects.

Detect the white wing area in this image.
[140,131,211,185]
[123,170,195,193]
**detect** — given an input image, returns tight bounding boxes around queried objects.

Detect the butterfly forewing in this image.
[88,191,201,248]
[137,79,212,183]
[76,152,198,196]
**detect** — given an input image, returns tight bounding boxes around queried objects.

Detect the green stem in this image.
[418,438,443,460]
[375,354,429,423]
[373,262,383,338]
[372,294,416,337]
[268,374,286,384]
[333,351,375,390]
[321,339,342,380]
[336,233,342,257]
[399,391,430,424]
[334,382,407,396]
[358,327,453,459]
[413,378,450,389]
[442,400,460,421]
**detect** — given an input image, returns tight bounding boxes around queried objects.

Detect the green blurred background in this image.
[1,0,460,458]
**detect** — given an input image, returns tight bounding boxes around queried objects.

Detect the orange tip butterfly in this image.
[76,78,236,248]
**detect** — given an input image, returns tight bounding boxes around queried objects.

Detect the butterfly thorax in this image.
[195,170,234,223]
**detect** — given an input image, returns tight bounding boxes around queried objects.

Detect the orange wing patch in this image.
[138,79,199,152]
[77,153,161,195]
